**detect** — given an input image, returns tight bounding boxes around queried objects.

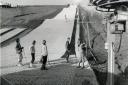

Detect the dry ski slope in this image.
[0,5,76,73]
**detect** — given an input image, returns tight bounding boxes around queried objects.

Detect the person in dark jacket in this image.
[65,37,70,63]
[15,38,24,66]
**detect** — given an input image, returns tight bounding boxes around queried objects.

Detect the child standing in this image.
[29,40,36,67]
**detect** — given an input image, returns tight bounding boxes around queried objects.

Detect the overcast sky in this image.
[1,0,85,5]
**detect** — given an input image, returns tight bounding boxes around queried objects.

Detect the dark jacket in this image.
[16,43,23,54]
[65,41,70,51]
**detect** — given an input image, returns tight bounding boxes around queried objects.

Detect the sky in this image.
[1,0,85,6]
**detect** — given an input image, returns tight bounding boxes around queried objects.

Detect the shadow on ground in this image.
[1,59,97,85]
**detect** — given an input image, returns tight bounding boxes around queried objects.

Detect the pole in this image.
[86,23,91,48]
[106,18,115,85]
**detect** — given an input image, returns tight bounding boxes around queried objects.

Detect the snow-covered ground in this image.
[0,5,77,73]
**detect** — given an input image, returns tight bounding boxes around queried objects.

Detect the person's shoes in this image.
[17,63,23,67]
[81,66,85,69]
[41,67,48,70]
[66,61,69,63]
[77,66,81,68]
[41,68,44,70]
[44,68,48,70]
[41,68,48,70]
[29,63,33,68]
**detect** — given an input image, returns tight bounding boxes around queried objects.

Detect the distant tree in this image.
[2,2,12,8]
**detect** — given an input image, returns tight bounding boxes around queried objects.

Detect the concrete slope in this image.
[1,58,98,85]
[0,5,76,71]
[0,28,16,35]
[1,28,24,42]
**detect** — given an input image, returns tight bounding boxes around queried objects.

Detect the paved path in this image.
[1,56,99,85]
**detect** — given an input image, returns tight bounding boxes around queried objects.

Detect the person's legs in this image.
[66,51,69,63]
[77,52,82,68]
[81,56,85,69]
[30,53,35,67]
[43,56,47,69]
[77,57,82,68]
[33,53,35,63]
[41,56,44,70]
[31,53,35,64]
[31,53,33,63]
[20,53,23,62]
[17,54,20,65]
[66,55,69,63]
[41,56,47,70]
[17,53,23,66]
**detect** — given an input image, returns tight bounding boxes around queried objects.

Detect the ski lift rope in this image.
[81,16,97,50]
[81,16,97,62]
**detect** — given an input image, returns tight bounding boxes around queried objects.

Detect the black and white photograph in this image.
[0,0,128,85]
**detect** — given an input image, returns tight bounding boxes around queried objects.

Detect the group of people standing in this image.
[15,38,48,70]
[64,37,88,69]
[15,37,87,70]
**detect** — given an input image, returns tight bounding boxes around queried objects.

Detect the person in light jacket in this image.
[77,42,87,69]
[41,40,48,70]
[29,40,36,67]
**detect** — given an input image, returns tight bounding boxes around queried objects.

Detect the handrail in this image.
[97,0,128,9]
[96,6,114,12]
